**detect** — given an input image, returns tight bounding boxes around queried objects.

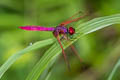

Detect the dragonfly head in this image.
[68,27,75,35]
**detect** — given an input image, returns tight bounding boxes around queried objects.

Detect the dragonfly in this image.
[19,11,87,69]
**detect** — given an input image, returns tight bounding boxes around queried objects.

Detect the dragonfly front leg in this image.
[60,34,68,40]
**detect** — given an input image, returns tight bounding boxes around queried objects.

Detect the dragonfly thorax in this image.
[53,26,68,37]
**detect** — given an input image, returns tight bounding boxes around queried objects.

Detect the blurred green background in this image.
[0,0,120,80]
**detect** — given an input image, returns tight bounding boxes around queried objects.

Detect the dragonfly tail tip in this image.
[19,26,25,30]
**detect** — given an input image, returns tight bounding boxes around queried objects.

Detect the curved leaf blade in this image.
[0,39,54,79]
[108,59,120,80]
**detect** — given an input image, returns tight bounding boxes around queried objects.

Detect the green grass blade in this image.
[78,14,120,35]
[26,14,120,80]
[45,72,52,80]
[108,59,120,80]
[26,43,61,80]
[0,39,54,79]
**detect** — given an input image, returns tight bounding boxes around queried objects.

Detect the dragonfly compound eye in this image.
[68,27,75,35]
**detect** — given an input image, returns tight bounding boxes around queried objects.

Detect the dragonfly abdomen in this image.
[19,26,55,31]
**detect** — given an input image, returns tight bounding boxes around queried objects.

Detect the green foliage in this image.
[0,0,120,80]
[0,39,54,79]
[1,14,120,80]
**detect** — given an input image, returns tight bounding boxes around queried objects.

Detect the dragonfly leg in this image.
[60,36,65,40]
[56,36,71,70]
[60,35,68,40]
[63,34,82,62]
[70,45,82,62]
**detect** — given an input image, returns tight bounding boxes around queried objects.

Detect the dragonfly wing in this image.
[19,26,55,31]
[60,11,88,26]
